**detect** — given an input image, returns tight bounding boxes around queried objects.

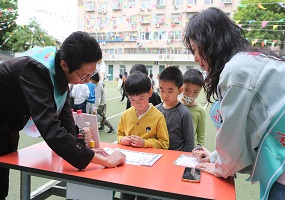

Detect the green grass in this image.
[7,81,259,200]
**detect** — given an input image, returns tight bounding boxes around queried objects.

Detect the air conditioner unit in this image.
[155,23,160,28]
[102,41,107,46]
[102,9,107,14]
[140,7,144,11]
[167,39,171,44]
[147,7,151,11]
[136,41,142,47]
[159,55,163,59]
[113,24,117,28]
[166,54,171,59]
[111,55,116,59]
[98,9,102,13]
[174,5,179,9]
[100,25,104,29]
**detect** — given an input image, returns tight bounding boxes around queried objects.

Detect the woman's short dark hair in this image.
[125,71,151,96]
[57,31,102,73]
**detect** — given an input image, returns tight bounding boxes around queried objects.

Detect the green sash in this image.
[22,47,67,137]
[250,106,285,200]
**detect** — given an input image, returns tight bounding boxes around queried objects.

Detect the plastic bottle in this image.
[83,121,94,147]
[74,110,85,140]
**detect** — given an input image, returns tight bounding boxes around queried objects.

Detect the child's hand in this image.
[93,109,97,115]
[130,135,144,148]
[121,136,132,146]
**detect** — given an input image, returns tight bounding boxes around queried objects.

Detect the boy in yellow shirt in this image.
[117,71,169,149]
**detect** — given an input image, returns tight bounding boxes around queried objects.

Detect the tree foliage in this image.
[6,19,57,52]
[1,0,57,52]
[0,0,18,51]
[233,0,285,49]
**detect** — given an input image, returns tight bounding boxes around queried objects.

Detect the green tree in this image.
[6,19,57,52]
[0,0,18,50]
[233,0,285,49]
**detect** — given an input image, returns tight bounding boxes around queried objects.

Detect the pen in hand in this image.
[195,144,206,158]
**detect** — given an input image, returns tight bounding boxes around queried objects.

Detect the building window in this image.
[124,48,138,54]
[125,32,138,41]
[120,65,126,74]
[127,0,136,8]
[147,65,153,75]
[169,31,182,40]
[141,0,150,9]
[113,0,122,10]
[186,12,198,20]
[187,0,196,4]
[173,0,182,6]
[221,0,232,3]
[155,14,165,24]
[156,0,166,7]
[85,1,95,12]
[171,13,180,24]
[98,2,107,13]
[204,0,213,4]
[186,66,194,70]
[141,15,151,24]
[153,31,166,40]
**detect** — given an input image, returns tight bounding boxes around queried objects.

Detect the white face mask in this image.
[183,95,196,105]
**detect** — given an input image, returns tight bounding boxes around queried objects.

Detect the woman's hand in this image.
[192,146,211,163]
[195,163,215,176]
[93,148,109,157]
[92,150,126,168]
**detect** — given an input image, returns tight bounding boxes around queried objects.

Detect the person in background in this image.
[0,31,125,200]
[185,7,285,199]
[117,74,123,96]
[149,73,155,90]
[180,69,206,146]
[85,80,96,114]
[126,64,161,109]
[117,71,169,200]
[119,71,128,103]
[96,59,106,82]
[71,83,90,113]
[156,66,194,152]
[90,72,115,134]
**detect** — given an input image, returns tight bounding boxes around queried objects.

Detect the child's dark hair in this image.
[183,69,204,87]
[125,71,151,96]
[130,64,148,75]
[90,71,100,83]
[119,74,123,79]
[159,66,183,88]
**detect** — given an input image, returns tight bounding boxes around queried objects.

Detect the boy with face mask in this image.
[181,69,206,146]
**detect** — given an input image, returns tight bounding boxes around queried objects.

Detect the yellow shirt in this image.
[117,105,169,149]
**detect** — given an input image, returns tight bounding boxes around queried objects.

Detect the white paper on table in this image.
[173,154,199,168]
[104,147,162,166]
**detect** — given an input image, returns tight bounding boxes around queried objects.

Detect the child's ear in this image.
[178,86,183,95]
[149,88,153,97]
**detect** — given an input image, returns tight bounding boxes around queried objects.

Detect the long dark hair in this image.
[183,7,250,102]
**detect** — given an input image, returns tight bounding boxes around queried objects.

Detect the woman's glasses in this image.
[74,70,98,82]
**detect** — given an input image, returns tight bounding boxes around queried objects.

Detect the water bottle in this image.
[83,121,94,147]
[74,110,85,140]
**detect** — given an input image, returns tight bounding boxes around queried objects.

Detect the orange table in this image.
[0,142,235,200]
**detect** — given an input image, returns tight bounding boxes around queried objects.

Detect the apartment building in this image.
[79,0,240,80]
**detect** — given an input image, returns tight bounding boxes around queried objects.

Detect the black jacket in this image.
[0,56,94,169]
